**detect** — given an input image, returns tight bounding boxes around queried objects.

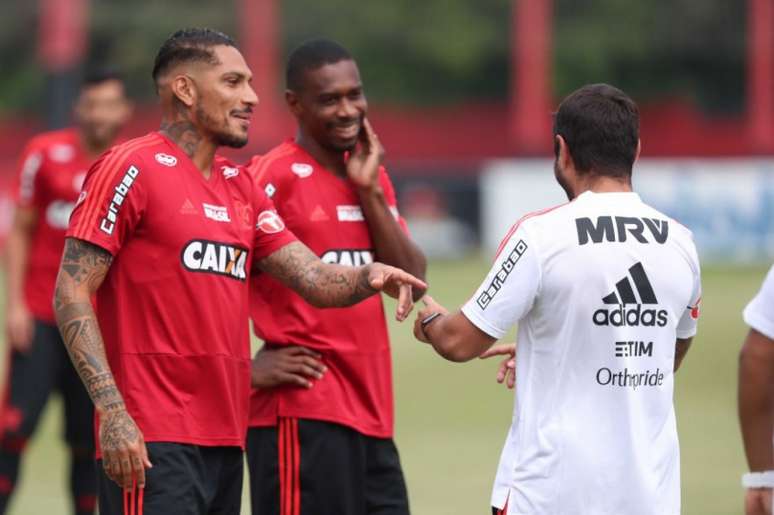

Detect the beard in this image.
[196,105,249,149]
[554,159,574,200]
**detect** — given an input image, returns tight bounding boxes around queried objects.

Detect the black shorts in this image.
[0,319,94,449]
[97,443,243,515]
[246,418,410,515]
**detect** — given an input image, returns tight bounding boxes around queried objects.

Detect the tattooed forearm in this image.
[257,242,377,308]
[54,238,125,414]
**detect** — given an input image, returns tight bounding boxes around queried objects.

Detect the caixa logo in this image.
[321,249,374,267]
[181,240,248,281]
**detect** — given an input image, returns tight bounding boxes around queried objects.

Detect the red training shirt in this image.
[67,132,296,453]
[14,128,93,322]
[247,140,408,438]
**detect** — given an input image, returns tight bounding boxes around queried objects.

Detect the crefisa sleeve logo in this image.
[181,239,249,281]
[256,210,286,234]
[100,165,140,235]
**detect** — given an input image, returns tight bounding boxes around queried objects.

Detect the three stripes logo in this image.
[593,262,668,327]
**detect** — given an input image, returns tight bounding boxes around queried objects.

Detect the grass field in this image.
[2,258,769,514]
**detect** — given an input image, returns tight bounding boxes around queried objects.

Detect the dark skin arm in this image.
[738,329,774,515]
[5,206,37,351]
[256,241,426,321]
[347,120,427,300]
[53,238,151,489]
[413,296,497,362]
[674,337,693,372]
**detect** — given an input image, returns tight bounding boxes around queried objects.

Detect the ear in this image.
[556,134,573,170]
[170,75,197,108]
[634,138,642,163]
[285,89,302,116]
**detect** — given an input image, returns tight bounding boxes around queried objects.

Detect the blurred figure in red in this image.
[1,69,131,515]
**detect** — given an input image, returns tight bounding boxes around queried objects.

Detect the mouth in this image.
[230,111,252,128]
[331,121,360,140]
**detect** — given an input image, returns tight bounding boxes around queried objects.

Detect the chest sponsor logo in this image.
[202,203,231,223]
[181,240,248,281]
[476,240,528,310]
[321,249,374,267]
[100,165,140,235]
[337,205,364,222]
[49,144,74,163]
[595,367,665,390]
[45,200,75,229]
[614,340,653,357]
[576,216,669,245]
[291,162,313,178]
[264,183,276,198]
[154,153,177,167]
[256,210,286,234]
[593,262,668,327]
[222,166,239,179]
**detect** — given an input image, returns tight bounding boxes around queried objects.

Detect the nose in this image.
[244,84,259,107]
[336,98,359,119]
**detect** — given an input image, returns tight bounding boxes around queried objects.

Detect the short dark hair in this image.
[553,83,639,179]
[286,39,353,91]
[152,28,236,85]
[81,67,124,88]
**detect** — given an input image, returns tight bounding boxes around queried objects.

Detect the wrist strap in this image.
[742,471,774,488]
[420,312,442,328]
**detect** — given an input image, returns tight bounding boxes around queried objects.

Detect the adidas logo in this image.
[309,205,329,222]
[593,262,668,327]
[180,198,197,215]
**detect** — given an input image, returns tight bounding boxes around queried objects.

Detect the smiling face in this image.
[188,45,258,148]
[288,59,367,153]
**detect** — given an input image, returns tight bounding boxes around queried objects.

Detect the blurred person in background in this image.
[738,264,774,515]
[414,84,701,515]
[0,69,131,515]
[246,39,426,515]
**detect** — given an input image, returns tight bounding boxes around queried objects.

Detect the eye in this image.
[319,95,337,106]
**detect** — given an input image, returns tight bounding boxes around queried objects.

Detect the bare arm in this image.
[413,295,497,362]
[4,206,36,350]
[674,337,693,372]
[53,237,150,488]
[347,119,427,299]
[256,241,426,321]
[738,329,774,472]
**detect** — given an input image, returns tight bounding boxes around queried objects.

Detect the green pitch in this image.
[2,259,768,514]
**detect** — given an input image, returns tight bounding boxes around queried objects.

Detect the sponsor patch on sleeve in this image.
[476,240,528,309]
[256,210,286,234]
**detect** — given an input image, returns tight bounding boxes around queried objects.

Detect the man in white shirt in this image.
[414,84,702,515]
[739,265,774,515]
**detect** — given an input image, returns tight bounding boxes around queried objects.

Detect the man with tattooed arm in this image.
[52,28,424,515]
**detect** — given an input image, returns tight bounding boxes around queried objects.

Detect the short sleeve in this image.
[14,142,45,207]
[252,183,297,260]
[743,265,774,340]
[66,148,147,256]
[461,225,540,339]
[675,247,702,339]
[379,167,409,233]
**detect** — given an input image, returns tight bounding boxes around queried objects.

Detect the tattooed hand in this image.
[257,241,427,321]
[54,238,153,488]
[100,408,152,489]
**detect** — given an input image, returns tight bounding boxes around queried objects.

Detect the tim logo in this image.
[321,249,374,267]
[593,262,668,327]
[615,341,654,357]
[576,216,668,245]
[100,165,139,235]
[476,240,528,309]
[181,240,248,281]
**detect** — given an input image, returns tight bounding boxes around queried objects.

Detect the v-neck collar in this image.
[157,131,220,186]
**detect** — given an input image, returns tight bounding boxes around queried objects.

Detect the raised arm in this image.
[256,240,426,321]
[53,237,151,489]
[5,206,37,351]
[347,119,427,298]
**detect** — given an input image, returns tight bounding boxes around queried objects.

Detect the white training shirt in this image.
[462,191,701,515]
[743,265,774,340]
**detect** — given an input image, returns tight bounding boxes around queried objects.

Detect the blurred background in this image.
[0,0,770,513]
